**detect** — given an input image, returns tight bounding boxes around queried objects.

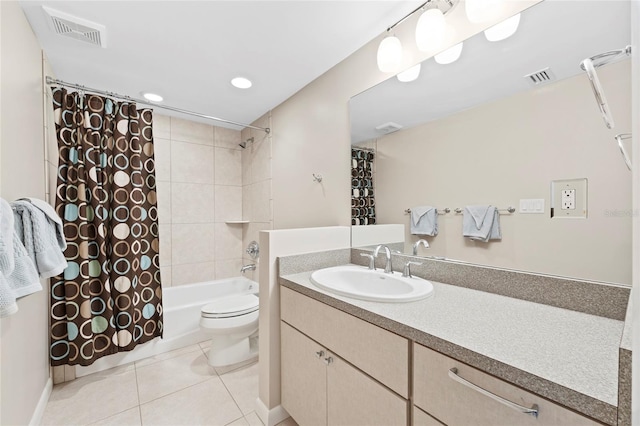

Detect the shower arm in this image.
[580,45,632,70]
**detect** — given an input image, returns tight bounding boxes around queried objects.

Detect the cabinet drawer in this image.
[413,344,600,426]
[281,286,409,398]
[413,406,444,426]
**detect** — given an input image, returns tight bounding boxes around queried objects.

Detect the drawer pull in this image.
[324,356,334,365]
[315,350,325,359]
[448,368,539,418]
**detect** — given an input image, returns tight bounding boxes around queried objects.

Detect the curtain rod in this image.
[45,76,270,134]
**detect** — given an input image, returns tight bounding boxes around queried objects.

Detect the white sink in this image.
[309,265,434,303]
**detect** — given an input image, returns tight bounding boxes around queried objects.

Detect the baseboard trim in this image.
[29,377,52,426]
[255,397,289,426]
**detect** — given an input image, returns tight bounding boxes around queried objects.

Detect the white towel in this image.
[462,205,501,242]
[20,198,66,250]
[0,198,41,316]
[12,200,68,279]
[411,206,438,236]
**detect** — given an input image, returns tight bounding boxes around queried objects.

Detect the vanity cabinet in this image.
[280,287,409,426]
[413,343,600,426]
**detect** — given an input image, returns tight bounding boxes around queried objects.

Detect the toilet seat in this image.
[201,294,259,319]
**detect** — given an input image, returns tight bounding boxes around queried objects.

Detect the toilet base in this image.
[208,334,259,367]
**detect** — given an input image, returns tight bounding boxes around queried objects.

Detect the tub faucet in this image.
[413,239,430,256]
[241,264,256,274]
[373,245,393,274]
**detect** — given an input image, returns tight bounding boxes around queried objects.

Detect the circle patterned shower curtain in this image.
[49,87,163,366]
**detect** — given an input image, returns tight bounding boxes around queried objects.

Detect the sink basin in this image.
[309,265,434,303]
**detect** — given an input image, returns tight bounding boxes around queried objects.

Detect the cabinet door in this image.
[281,322,327,426]
[327,353,408,426]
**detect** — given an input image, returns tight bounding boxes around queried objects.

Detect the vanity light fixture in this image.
[376,0,459,73]
[397,63,421,82]
[465,0,504,23]
[141,92,163,102]
[484,13,521,41]
[434,42,463,64]
[231,77,252,89]
[377,34,403,73]
[415,8,446,52]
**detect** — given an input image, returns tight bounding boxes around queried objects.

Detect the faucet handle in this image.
[360,253,376,270]
[402,261,422,278]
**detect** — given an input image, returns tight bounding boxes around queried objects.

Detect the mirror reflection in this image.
[349,1,632,285]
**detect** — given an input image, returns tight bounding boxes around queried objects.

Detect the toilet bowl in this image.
[199,293,259,367]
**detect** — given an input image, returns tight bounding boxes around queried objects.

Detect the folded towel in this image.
[0,198,40,311]
[12,200,67,279]
[20,198,66,250]
[411,206,438,236]
[462,205,501,242]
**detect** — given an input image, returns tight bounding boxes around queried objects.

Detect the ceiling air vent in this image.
[375,122,403,134]
[524,67,556,87]
[43,6,107,48]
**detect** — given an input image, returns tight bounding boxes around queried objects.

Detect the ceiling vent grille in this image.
[375,122,403,134]
[43,6,106,48]
[524,67,556,87]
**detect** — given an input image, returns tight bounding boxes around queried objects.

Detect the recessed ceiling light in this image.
[141,92,163,102]
[231,77,252,89]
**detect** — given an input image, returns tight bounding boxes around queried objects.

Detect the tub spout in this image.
[241,264,256,274]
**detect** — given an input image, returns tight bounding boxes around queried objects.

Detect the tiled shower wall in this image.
[241,113,273,281]
[153,114,245,286]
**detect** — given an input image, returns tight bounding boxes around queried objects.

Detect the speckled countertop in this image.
[280,267,625,425]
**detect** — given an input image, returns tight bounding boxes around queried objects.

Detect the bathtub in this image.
[76,276,258,377]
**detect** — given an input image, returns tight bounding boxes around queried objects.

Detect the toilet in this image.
[199,293,259,367]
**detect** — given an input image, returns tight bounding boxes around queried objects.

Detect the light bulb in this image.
[377,35,403,73]
[397,64,421,82]
[484,13,521,41]
[465,0,504,23]
[415,8,446,52]
[231,77,252,89]
[434,42,463,65]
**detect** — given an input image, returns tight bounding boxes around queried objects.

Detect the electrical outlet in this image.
[551,179,587,218]
[561,189,575,210]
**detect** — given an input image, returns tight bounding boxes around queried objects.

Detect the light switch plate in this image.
[551,179,587,218]
[519,199,545,214]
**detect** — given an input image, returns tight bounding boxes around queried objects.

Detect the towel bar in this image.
[405,208,450,215]
[454,206,516,214]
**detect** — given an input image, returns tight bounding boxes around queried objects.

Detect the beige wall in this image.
[152,115,246,286]
[270,1,539,230]
[372,61,631,285]
[0,1,51,424]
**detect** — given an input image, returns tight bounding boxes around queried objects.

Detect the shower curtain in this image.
[49,87,163,366]
[351,148,376,225]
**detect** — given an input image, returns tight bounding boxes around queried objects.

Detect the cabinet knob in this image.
[315,350,325,359]
[323,356,334,365]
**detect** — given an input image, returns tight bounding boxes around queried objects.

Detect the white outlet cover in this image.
[551,179,587,218]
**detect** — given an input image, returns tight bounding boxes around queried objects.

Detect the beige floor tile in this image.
[226,417,250,426]
[275,417,298,426]
[89,407,141,426]
[243,412,265,426]
[42,366,138,425]
[134,344,202,368]
[219,362,259,415]
[214,357,258,376]
[139,377,242,425]
[136,351,215,404]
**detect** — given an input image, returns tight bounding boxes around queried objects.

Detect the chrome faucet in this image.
[413,239,430,256]
[373,245,393,274]
[240,264,256,274]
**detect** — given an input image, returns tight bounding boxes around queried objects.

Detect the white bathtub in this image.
[76,276,258,377]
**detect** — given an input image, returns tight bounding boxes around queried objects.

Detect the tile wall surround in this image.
[154,114,248,286]
[240,112,274,283]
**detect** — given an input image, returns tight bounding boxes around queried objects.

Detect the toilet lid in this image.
[201,294,259,318]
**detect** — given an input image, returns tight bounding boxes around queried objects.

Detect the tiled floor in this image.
[41,342,297,426]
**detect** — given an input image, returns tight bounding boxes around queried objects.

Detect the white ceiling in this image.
[350,0,631,143]
[19,0,423,129]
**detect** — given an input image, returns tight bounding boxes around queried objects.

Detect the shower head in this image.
[239,137,254,149]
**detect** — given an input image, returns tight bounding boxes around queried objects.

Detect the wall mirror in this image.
[349,1,632,285]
